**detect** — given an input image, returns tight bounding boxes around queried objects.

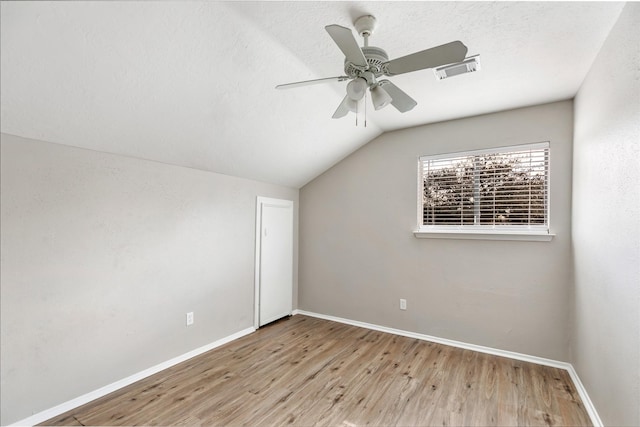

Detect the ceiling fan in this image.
[276,15,469,119]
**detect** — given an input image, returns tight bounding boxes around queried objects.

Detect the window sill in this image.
[413,230,555,241]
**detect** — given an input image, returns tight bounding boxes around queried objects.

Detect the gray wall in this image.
[0,133,298,425]
[572,3,640,426]
[299,101,574,361]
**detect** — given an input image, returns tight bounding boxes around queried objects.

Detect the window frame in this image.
[414,142,555,241]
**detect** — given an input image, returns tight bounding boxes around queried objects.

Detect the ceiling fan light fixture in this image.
[346,97,360,112]
[346,78,367,101]
[370,85,392,110]
[434,55,481,80]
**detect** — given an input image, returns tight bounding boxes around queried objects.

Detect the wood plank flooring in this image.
[42,315,591,426]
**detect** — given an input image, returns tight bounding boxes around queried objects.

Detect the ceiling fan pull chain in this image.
[364,91,368,127]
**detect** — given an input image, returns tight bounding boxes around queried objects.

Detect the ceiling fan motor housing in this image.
[344,46,389,79]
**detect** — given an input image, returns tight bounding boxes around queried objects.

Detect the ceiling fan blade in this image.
[276,76,349,90]
[325,24,368,68]
[332,95,351,119]
[385,41,468,76]
[378,80,417,113]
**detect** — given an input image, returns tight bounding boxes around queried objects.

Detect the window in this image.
[415,142,552,241]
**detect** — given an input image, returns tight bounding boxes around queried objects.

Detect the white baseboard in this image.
[293,309,603,427]
[565,364,604,426]
[10,327,255,427]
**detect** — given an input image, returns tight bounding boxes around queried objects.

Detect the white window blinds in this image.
[420,142,550,232]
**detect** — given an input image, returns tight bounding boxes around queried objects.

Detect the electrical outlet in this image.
[186,312,194,326]
[400,299,407,310]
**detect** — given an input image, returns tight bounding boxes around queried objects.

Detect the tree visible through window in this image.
[420,143,549,231]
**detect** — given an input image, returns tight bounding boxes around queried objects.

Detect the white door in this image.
[255,197,293,327]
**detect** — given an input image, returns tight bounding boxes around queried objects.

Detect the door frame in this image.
[254,196,294,329]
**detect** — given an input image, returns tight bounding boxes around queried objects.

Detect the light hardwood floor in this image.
[42,315,591,426]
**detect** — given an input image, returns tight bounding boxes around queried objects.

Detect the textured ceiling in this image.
[0,1,625,188]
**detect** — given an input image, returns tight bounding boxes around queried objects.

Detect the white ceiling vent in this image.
[434,55,481,80]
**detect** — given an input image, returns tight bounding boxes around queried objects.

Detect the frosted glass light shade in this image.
[347,98,359,112]
[370,85,392,110]
[346,78,367,101]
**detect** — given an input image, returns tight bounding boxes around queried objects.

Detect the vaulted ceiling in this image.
[0,1,625,188]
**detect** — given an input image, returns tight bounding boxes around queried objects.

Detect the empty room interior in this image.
[1,1,639,426]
